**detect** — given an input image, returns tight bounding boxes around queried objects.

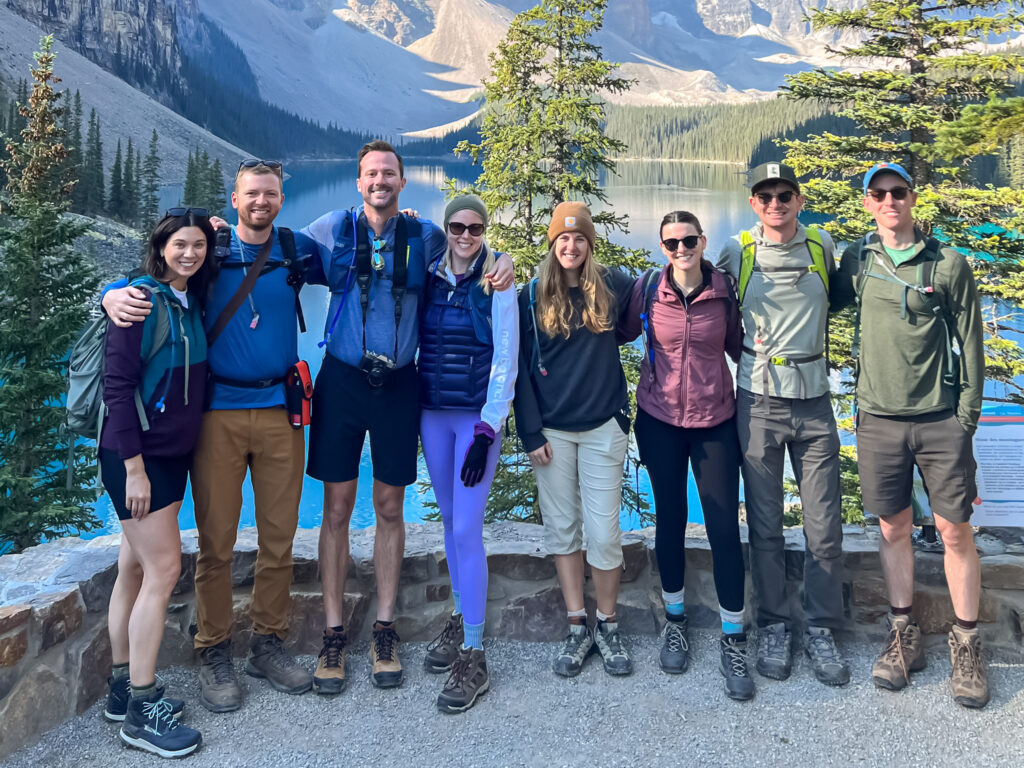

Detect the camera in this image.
[358,351,396,389]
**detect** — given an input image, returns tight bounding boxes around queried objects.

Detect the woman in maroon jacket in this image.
[622,210,752,701]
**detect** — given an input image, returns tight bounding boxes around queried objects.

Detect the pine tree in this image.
[122,139,139,226]
[208,157,226,217]
[68,90,85,212]
[781,0,1024,404]
[81,108,105,215]
[450,0,651,522]
[107,139,123,219]
[182,148,197,205]
[0,37,100,552]
[141,129,161,229]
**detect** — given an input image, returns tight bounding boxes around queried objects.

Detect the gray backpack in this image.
[65,280,173,480]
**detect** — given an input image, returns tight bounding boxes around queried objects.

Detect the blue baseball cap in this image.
[863,162,913,192]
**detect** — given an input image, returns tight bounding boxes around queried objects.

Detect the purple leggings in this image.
[420,409,500,626]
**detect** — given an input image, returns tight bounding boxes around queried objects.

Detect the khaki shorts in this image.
[856,409,978,524]
[534,417,629,570]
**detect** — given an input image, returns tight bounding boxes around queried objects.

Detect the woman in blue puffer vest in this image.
[418,194,518,714]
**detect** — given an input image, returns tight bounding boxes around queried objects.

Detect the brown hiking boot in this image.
[424,613,464,673]
[313,628,347,695]
[948,626,990,708]
[437,646,489,714]
[246,632,312,695]
[369,621,403,688]
[198,639,242,712]
[872,614,925,691]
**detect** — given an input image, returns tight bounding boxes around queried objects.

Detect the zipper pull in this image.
[250,313,260,330]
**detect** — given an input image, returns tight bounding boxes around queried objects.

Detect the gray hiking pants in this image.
[737,389,844,630]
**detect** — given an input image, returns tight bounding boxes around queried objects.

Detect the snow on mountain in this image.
[0,6,247,183]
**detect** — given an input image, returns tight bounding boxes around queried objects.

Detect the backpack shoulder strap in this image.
[639,268,660,367]
[737,230,756,307]
[528,278,547,376]
[805,226,829,294]
[276,226,306,333]
[214,227,233,266]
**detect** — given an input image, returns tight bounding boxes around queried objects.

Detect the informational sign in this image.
[972,416,1024,527]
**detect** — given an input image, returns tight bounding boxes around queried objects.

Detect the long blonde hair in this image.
[438,240,496,294]
[536,242,613,338]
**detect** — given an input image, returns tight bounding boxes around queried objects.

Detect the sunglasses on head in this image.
[754,190,796,205]
[448,222,485,237]
[164,207,209,218]
[237,159,283,173]
[661,235,702,251]
[866,186,912,201]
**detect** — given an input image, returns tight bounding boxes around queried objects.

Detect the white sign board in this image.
[972,417,1024,527]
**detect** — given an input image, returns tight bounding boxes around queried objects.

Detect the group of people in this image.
[96,141,988,758]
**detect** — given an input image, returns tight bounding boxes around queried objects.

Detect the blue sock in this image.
[464,621,484,650]
[666,602,685,619]
[452,590,462,616]
[720,605,744,635]
[663,588,685,620]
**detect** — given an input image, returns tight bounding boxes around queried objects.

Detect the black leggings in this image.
[635,408,744,613]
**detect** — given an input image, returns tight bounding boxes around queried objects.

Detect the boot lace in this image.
[952,635,984,684]
[662,622,688,654]
[374,626,399,662]
[141,699,179,733]
[560,627,591,663]
[806,631,843,665]
[320,632,346,668]
[880,625,910,682]
[722,637,751,678]
[427,616,460,652]
[597,625,627,659]
[205,645,236,684]
[444,650,472,691]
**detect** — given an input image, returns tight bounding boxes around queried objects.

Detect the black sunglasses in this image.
[164,207,209,218]
[866,186,912,201]
[448,222,486,237]
[237,159,283,173]
[662,235,702,251]
[755,191,796,205]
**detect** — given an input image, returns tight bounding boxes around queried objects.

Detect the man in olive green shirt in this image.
[832,162,988,708]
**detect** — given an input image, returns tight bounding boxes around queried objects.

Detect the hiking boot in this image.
[424,613,464,673]
[553,624,594,677]
[369,621,404,688]
[804,627,850,686]
[872,614,925,691]
[594,620,633,676]
[313,628,347,695]
[246,632,312,695]
[119,693,202,759]
[948,626,990,709]
[198,639,242,713]
[659,617,690,674]
[756,622,792,680]
[103,676,183,722]
[436,646,489,714]
[719,634,755,701]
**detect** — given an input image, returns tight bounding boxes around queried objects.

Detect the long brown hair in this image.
[535,241,613,338]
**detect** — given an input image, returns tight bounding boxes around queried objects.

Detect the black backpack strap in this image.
[528,278,547,376]
[277,226,306,334]
[214,227,233,266]
[355,213,372,352]
[639,268,659,371]
[920,237,966,401]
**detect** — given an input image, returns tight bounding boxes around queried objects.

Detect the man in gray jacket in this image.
[715,162,849,686]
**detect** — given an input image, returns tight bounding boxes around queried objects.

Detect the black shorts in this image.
[856,409,978,524]
[100,448,192,521]
[306,353,420,486]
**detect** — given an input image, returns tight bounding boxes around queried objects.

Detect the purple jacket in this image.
[621,264,742,428]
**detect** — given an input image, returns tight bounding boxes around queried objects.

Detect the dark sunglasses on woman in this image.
[661,235,702,251]
[448,222,486,237]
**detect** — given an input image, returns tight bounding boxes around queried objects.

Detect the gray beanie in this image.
[444,193,489,229]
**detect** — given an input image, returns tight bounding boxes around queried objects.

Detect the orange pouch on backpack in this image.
[285,361,313,429]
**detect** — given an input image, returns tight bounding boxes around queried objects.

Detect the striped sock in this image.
[452,590,462,616]
[464,621,485,650]
[720,605,744,635]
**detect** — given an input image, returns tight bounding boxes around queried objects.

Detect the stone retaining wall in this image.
[1,521,1022,757]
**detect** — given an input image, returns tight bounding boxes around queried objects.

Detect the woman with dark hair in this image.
[621,210,752,700]
[513,202,636,678]
[100,209,211,758]
[418,194,518,713]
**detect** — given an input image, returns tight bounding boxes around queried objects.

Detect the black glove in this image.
[460,431,494,487]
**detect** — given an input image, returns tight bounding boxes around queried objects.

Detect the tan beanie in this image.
[548,201,596,250]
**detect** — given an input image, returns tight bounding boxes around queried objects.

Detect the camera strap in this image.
[355,212,409,362]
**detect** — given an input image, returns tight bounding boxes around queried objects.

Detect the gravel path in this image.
[6,631,1023,767]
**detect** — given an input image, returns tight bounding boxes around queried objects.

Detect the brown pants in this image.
[191,408,304,648]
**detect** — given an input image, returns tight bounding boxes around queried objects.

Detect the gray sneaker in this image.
[553,624,594,677]
[246,632,312,694]
[719,634,755,701]
[804,627,850,686]
[594,621,633,676]
[659,617,690,674]
[756,622,792,680]
[198,639,242,713]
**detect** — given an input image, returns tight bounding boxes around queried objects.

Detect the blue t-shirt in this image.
[203,226,318,410]
[302,208,446,367]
